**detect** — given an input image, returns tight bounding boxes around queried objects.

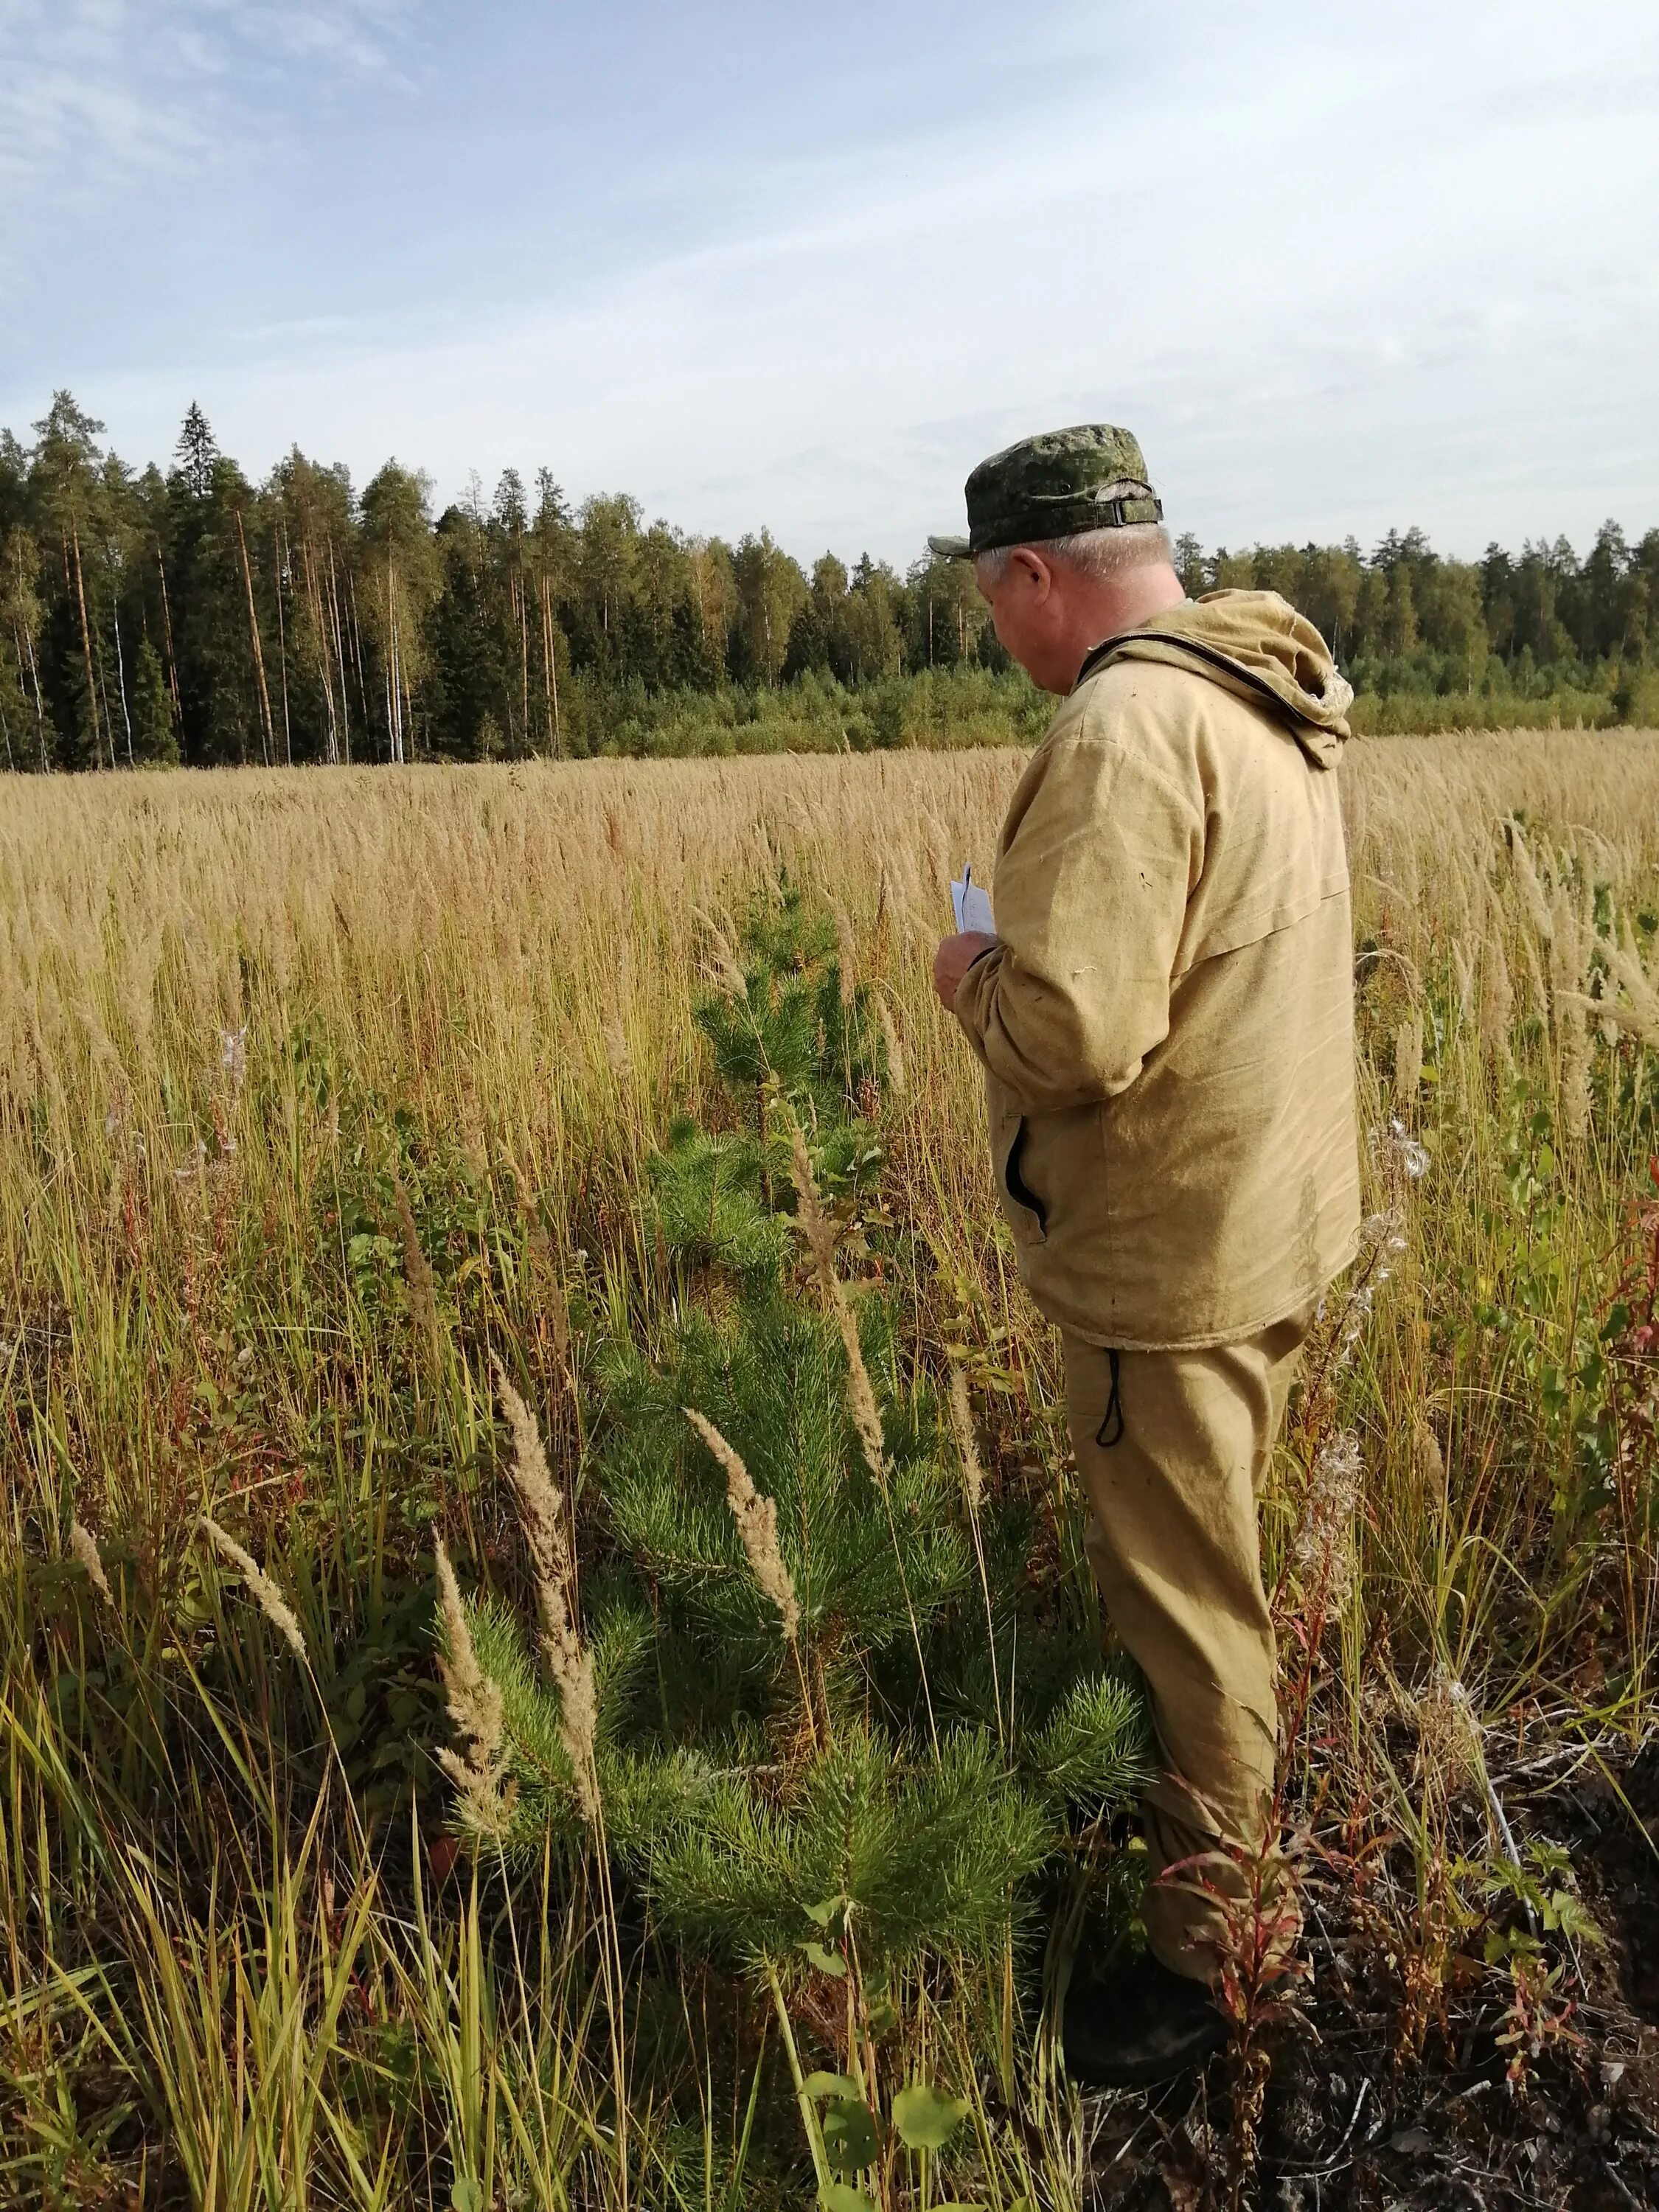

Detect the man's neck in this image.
[1065,562,1186,688]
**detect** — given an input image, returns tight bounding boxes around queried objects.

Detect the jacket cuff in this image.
[951,942,1002,1058]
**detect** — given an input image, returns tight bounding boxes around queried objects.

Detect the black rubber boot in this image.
[1062,1954,1226,2088]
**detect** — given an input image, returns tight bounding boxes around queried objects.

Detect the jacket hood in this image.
[1077,589,1353,765]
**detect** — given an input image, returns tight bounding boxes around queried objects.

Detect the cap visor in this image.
[927,533,973,560]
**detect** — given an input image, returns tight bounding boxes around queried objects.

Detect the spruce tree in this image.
[130,637,178,765]
[174,402,218,499]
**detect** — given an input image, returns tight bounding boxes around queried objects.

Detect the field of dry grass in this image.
[5,732,1659,2208]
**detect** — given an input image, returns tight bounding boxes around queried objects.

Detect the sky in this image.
[1,0,1656,567]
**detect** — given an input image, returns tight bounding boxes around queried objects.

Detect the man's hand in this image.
[933,931,998,1012]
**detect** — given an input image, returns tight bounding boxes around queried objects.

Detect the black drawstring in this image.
[1096,1349,1124,1448]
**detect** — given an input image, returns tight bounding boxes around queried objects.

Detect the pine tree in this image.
[438,886,1150,1994]
[28,392,109,767]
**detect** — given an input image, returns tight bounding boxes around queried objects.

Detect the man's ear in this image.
[1010,547,1052,602]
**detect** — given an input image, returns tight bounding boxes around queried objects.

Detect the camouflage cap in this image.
[928,422,1161,560]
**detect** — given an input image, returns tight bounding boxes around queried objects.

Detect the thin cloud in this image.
[0,0,420,280]
[0,0,1654,562]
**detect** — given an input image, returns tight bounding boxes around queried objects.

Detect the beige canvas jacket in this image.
[954,590,1361,1352]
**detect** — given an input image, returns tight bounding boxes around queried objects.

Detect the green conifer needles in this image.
[439,883,1151,1979]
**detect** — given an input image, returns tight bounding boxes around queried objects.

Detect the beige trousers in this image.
[1061,1307,1312,1981]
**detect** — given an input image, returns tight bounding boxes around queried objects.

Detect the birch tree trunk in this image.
[540,573,560,755]
[69,518,103,764]
[326,537,351,763]
[274,529,293,766]
[155,538,183,738]
[347,565,370,731]
[14,617,49,769]
[234,508,276,767]
[97,651,117,769]
[384,557,405,764]
[517,532,529,749]
[111,602,134,765]
[299,532,339,765]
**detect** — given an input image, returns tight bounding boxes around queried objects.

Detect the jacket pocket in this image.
[998,1116,1048,1245]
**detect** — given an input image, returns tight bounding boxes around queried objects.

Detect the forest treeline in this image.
[3,391,1656,772]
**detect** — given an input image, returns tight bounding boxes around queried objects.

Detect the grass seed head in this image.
[1413,1418,1447,1498]
[1480,922,1514,1065]
[874,996,905,1096]
[602,1017,633,1079]
[1452,940,1476,1024]
[1579,931,1659,1051]
[200,1516,308,1666]
[692,905,748,999]
[683,1406,800,1641]
[1509,825,1554,944]
[1518,921,1551,1029]
[1413,1666,1480,1794]
[433,1539,513,1839]
[1558,996,1593,1141]
[947,1365,985,1517]
[69,1519,114,1608]
[490,1356,599,1820]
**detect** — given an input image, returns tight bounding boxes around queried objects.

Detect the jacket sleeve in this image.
[953,728,1202,1113]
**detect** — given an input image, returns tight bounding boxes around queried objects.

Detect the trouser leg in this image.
[1061,1310,1310,1982]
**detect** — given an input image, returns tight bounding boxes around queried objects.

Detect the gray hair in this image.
[976,521,1173,588]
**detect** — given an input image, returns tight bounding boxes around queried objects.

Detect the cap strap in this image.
[1094,493,1164,527]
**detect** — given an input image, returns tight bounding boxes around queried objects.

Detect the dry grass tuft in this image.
[392,1174,442,1353]
[874,996,906,1095]
[1292,1430,1363,1615]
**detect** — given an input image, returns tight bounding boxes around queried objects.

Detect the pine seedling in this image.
[437,886,1151,1996]
[631,1728,1052,1975]
[692,880,884,1130]
[644,1119,788,1281]
[597,1298,969,1700]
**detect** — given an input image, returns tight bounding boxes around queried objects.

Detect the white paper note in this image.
[950,865,995,935]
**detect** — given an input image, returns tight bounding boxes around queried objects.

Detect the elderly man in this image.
[930,425,1360,2087]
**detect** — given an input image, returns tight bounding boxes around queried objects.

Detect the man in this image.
[930,425,1360,2087]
